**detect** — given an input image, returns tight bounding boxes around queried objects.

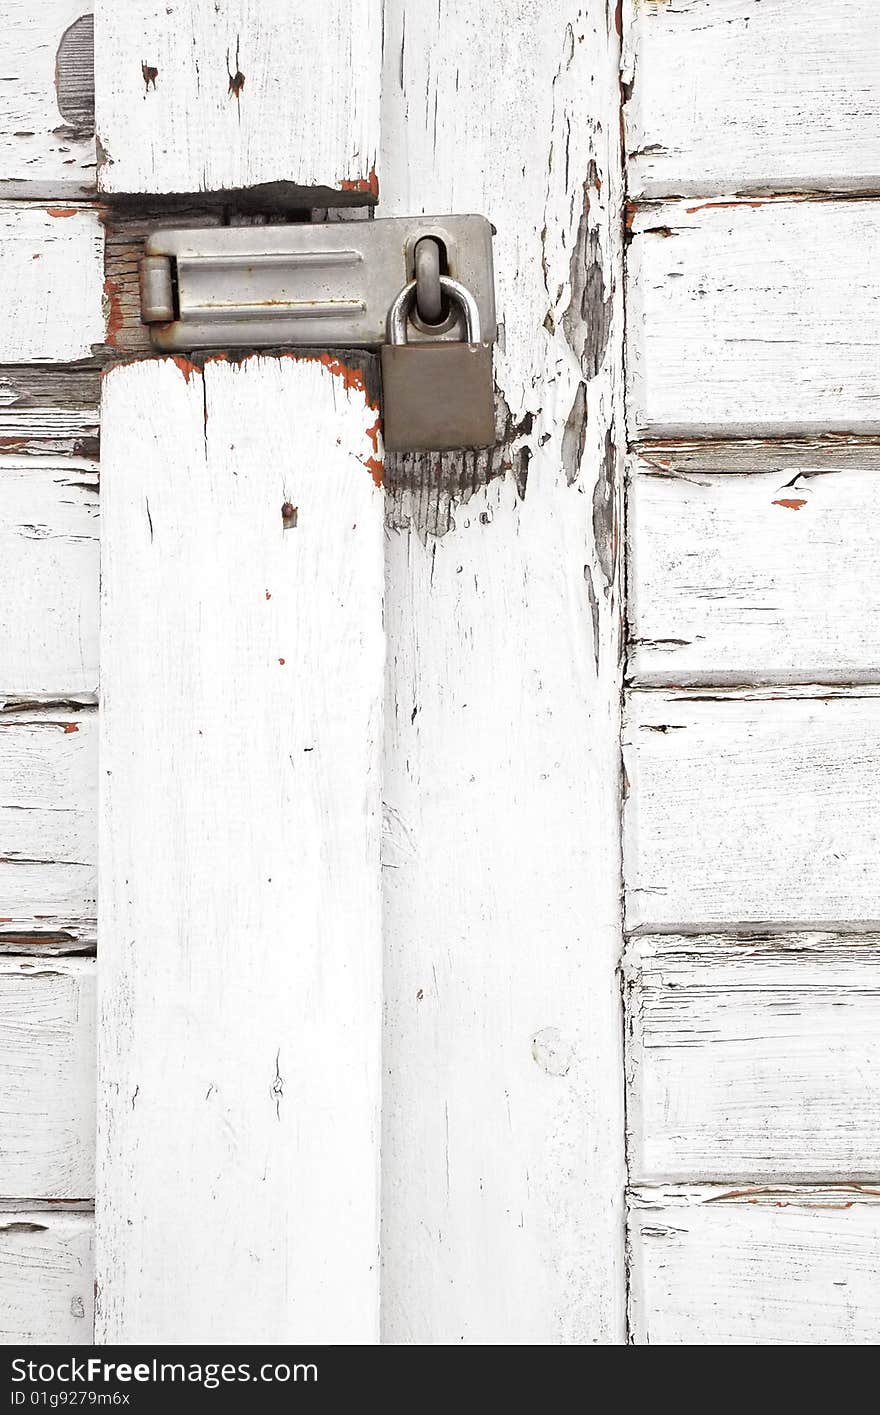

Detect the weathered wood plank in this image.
[625,935,880,1183]
[622,0,880,198]
[0,1213,93,1343]
[380,0,626,1344]
[0,3,95,198]
[0,204,103,363]
[0,960,94,1199]
[94,0,381,200]
[0,460,98,699]
[628,452,880,685]
[624,690,880,930]
[627,199,880,437]
[0,708,96,946]
[0,368,99,458]
[628,1186,880,1345]
[97,353,384,1344]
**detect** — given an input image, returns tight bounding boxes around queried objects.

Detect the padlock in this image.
[381,275,496,452]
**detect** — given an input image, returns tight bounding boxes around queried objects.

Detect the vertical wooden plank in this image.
[94,0,381,200]
[97,354,384,1343]
[380,2,626,1343]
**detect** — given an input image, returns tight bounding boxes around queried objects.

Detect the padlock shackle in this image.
[387,276,483,345]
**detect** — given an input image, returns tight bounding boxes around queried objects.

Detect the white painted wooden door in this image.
[2,0,879,1348]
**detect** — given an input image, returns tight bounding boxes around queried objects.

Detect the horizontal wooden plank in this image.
[625,935,880,1182]
[0,1213,93,1343]
[624,690,880,930]
[628,453,880,684]
[0,204,103,363]
[622,0,880,199]
[94,0,381,200]
[0,460,98,698]
[628,1186,880,1345]
[626,199,880,437]
[0,708,96,944]
[0,960,94,1198]
[0,367,99,458]
[0,3,95,197]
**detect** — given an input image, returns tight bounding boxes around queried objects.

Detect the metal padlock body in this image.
[381,276,495,452]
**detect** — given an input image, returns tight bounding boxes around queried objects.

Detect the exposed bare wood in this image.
[0,367,99,458]
[101,205,223,356]
[0,3,95,198]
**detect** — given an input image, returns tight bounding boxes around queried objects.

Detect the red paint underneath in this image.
[772,497,807,510]
[340,166,379,200]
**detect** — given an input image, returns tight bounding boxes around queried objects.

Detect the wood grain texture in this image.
[625,935,880,1183]
[380,0,626,1344]
[622,0,880,198]
[0,1213,93,1343]
[628,1186,880,1345]
[0,204,103,363]
[0,368,99,458]
[627,199,880,437]
[0,460,98,699]
[628,452,880,685]
[0,959,94,1199]
[624,690,880,931]
[0,3,95,198]
[94,0,381,199]
[97,354,384,1344]
[0,708,95,946]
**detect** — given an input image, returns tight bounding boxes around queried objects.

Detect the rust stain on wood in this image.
[772,497,808,510]
[684,199,769,215]
[47,207,79,218]
[103,277,124,347]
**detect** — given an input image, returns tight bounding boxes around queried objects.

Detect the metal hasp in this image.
[139,215,496,353]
